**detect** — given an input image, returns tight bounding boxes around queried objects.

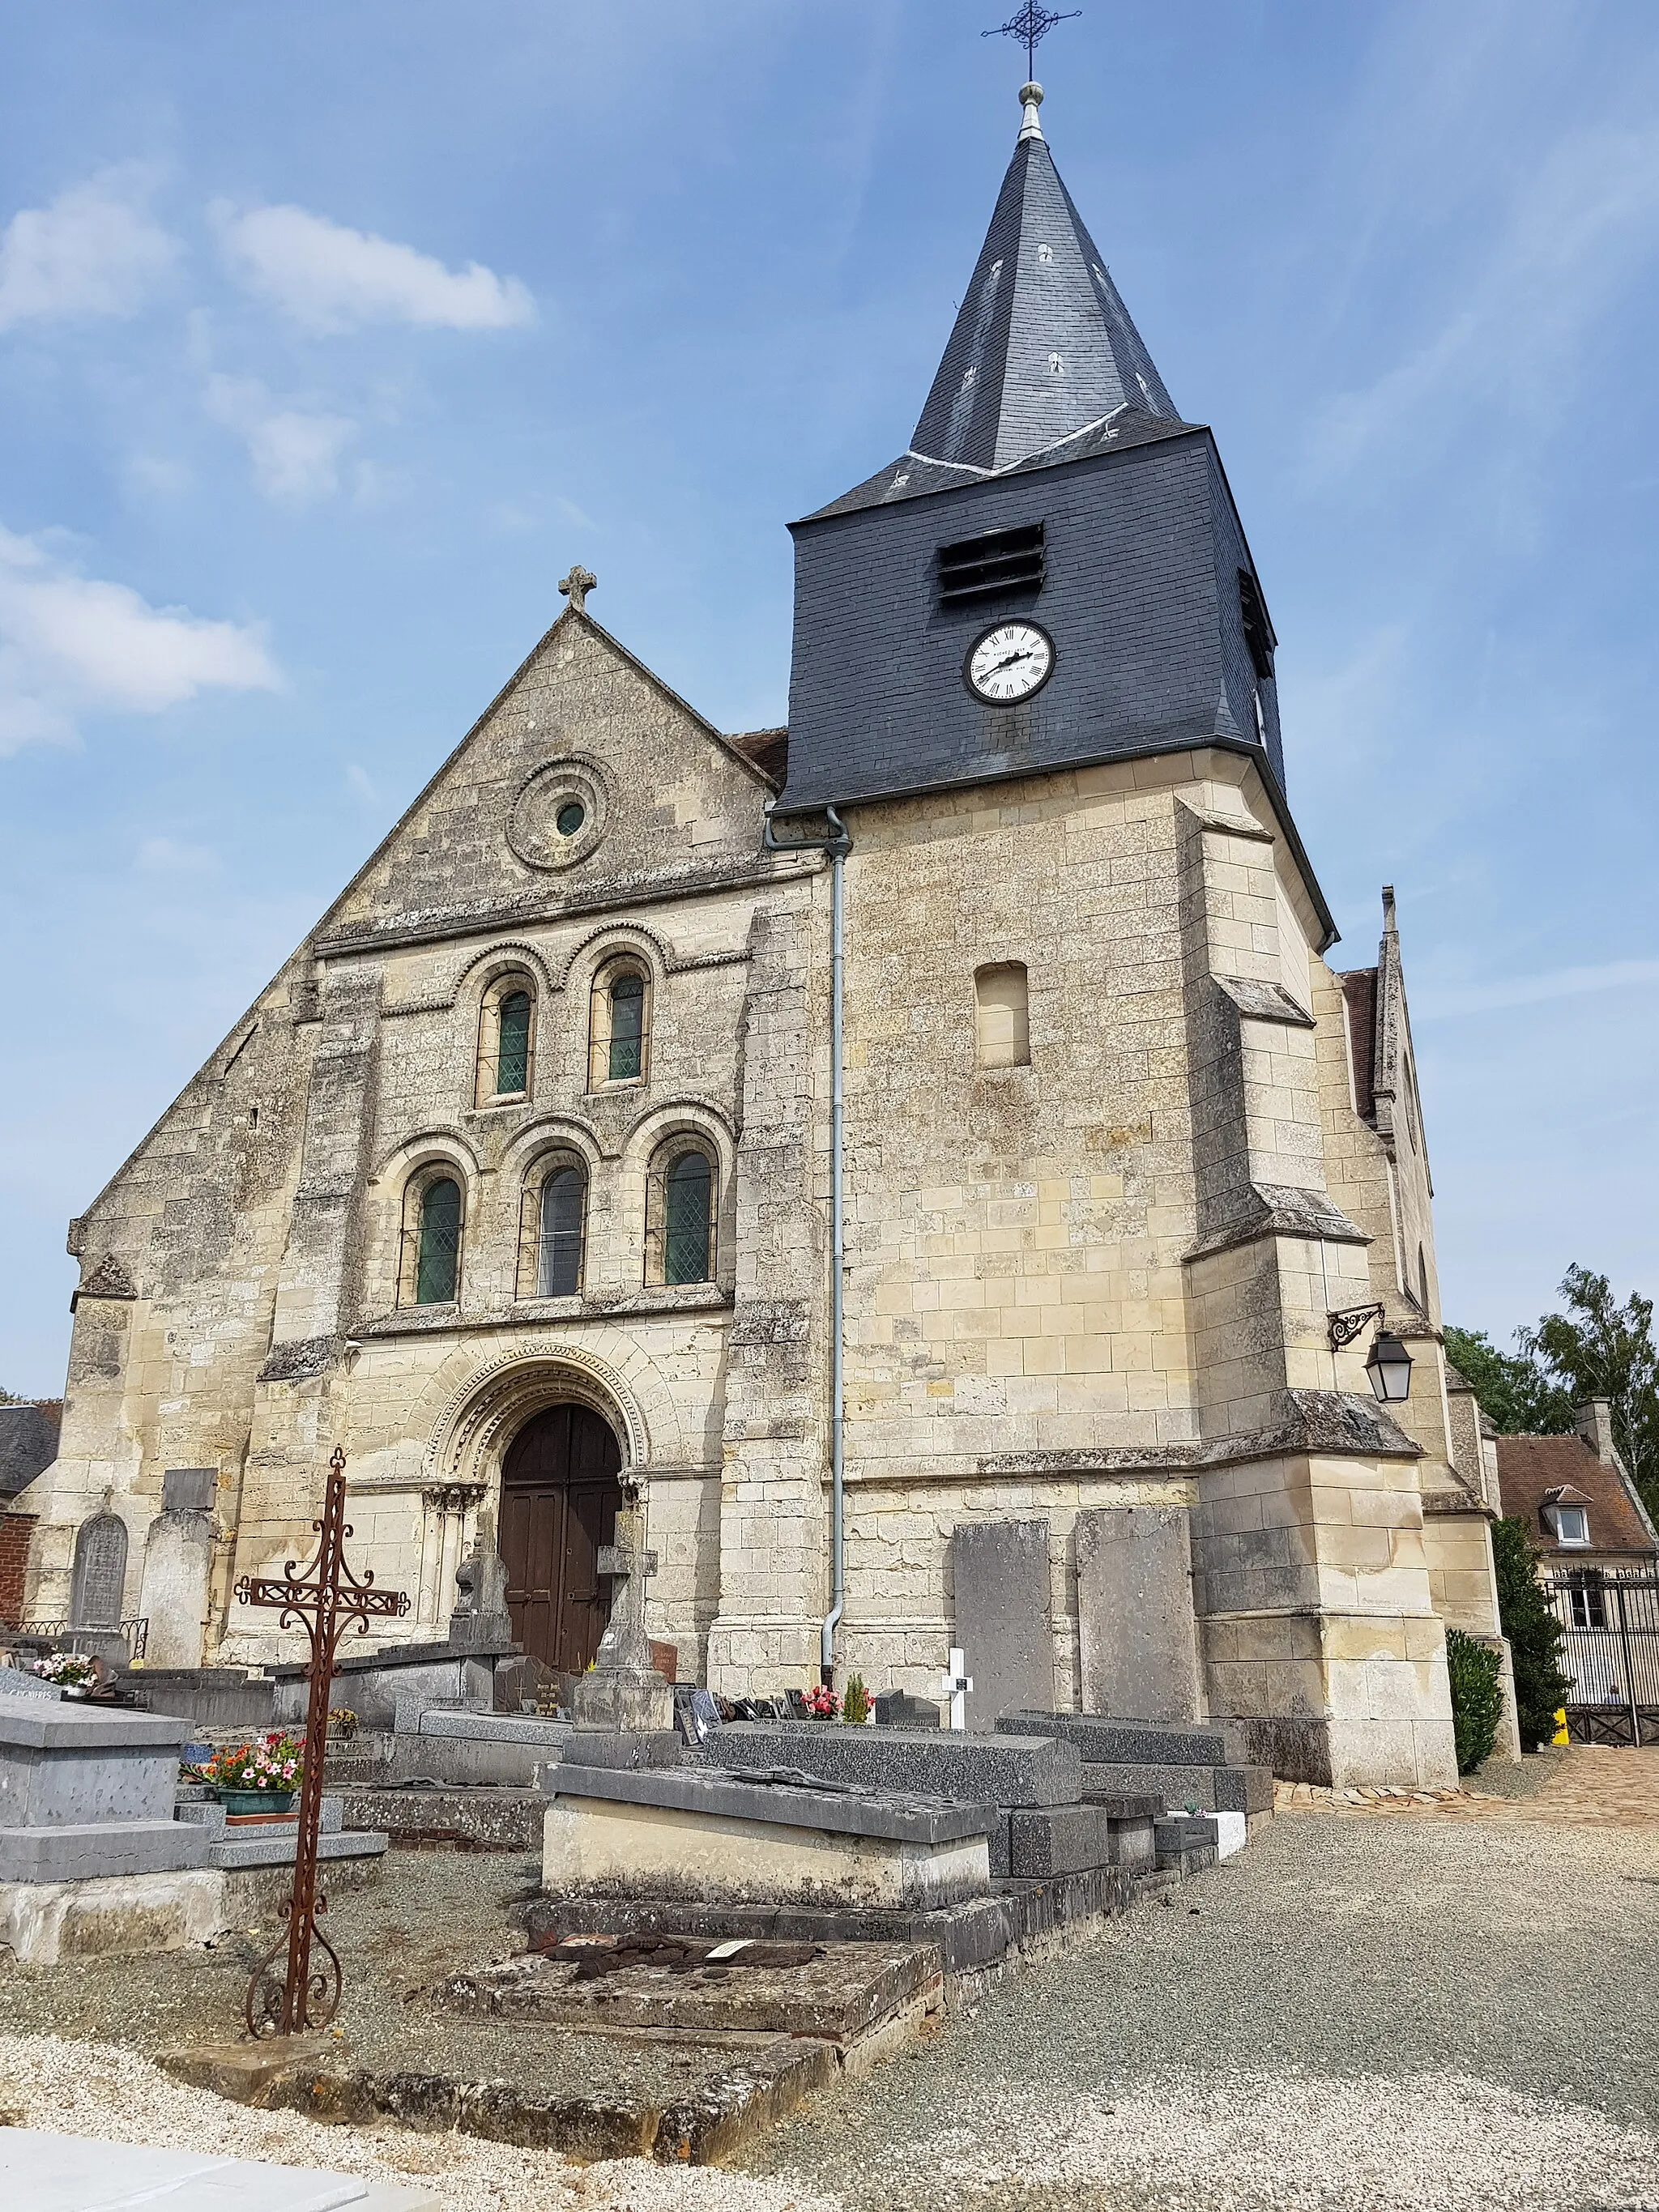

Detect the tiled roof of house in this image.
[0,1400,62,1500]
[1495,1431,1657,1557]
[726,727,788,786]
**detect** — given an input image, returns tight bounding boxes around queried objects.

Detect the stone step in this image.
[1079,1761,1274,1814]
[336,1784,544,1853]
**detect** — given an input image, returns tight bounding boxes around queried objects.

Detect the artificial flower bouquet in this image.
[199,1731,305,1797]
[804,1683,840,1719]
[32,1652,96,1688]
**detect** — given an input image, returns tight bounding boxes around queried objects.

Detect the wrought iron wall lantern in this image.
[1325,1303,1413,1403]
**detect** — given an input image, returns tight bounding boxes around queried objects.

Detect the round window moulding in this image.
[507,757,609,872]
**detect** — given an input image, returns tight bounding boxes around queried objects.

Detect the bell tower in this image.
[778,80,1298,885]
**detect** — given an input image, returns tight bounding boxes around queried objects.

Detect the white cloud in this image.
[211,200,535,335]
[1305,122,1659,482]
[205,374,354,505]
[1414,956,1659,1020]
[0,165,180,333]
[0,524,279,752]
[345,762,378,805]
[135,835,221,879]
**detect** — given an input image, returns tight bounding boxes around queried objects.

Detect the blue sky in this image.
[2,1,1656,1396]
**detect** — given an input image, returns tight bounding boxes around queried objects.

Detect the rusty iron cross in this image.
[234,1448,409,2039]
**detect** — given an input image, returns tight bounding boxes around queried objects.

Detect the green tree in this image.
[1444,1627,1503,1774]
[1520,1266,1659,1514]
[1491,1516,1571,1751]
[1442,1326,1572,1437]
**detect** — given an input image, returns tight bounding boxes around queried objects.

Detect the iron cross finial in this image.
[558,565,597,615]
[983,2,1081,81]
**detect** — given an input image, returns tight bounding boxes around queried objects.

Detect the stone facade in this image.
[10,87,1514,1791]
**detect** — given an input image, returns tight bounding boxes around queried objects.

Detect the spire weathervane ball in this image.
[983,2,1081,82]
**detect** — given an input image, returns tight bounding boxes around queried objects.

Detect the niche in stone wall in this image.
[975,962,1030,1068]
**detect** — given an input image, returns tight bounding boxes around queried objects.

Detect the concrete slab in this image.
[950,1519,1055,1729]
[0,1819,211,1884]
[0,1868,228,1964]
[207,1830,388,1873]
[0,2127,439,2210]
[544,1771,992,1910]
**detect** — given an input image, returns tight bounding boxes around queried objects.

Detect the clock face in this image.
[965,620,1055,705]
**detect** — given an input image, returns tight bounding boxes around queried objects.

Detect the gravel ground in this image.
[0,1852,733,2108]
[742,1809,1659,2210]
[1466,1745,1572,1801]
[7,1790,1659,2209]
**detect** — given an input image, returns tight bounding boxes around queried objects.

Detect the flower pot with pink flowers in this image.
[199,1732,305,1813]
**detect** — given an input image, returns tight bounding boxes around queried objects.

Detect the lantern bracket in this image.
[1327,1302,1386,1352]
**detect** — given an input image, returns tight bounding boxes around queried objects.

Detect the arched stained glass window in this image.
[538,1165,586,1298]
[496,991,531,1095]
[608,974,646,1081]
[663,1149,713,1285]
[416,1177,462,1304]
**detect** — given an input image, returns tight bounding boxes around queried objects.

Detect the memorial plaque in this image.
[69,1513,128,1630]
[950,1519,1054,1731]
[1075,1503,1202,1723]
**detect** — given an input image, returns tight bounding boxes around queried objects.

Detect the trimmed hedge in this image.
[1445,1627,1503,1774]
[1492,1516,1572,1750]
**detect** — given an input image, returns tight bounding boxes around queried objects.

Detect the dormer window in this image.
[1549,1503,1590,1547]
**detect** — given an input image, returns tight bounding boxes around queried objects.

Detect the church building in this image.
[12,83,1513,1788]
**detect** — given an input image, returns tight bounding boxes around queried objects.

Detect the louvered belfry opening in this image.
[938,522,1045,611]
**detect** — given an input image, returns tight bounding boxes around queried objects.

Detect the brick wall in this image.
[0,1512,36,1625]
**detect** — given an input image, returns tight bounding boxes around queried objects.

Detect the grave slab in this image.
[0,1694,198,1826]
[544,1765,993,1909]
[997,1711,1232,1767]
[337,1784,543,1852]
[1007,1804,1115,1877]
[709,1722,1081,1807]
[442,1935,940,2056]
[1074,1504,1203,1724]
[0,1818,211,1884]
[0,2126,439,2212]
[950,1519,1055,1729]
[528,1860,1136,1980]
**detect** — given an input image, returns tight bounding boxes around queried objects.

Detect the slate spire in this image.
[910,83,1175,474]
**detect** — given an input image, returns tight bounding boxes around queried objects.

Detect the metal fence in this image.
[1545,1571,1659,1748]
[8,1617,150,1664]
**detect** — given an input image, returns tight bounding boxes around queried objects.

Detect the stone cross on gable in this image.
[558,564,597,614]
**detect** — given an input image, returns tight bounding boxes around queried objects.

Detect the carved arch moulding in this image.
[423,1341,667,1495]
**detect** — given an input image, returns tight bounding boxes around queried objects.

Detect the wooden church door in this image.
[498,1404,623,1674]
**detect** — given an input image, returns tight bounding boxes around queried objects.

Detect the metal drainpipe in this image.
[762,800,853,1686]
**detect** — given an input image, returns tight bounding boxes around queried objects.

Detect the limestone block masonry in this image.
[9,85,1503,1792]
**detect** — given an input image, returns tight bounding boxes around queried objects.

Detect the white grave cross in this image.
[936,1645,974,1732]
